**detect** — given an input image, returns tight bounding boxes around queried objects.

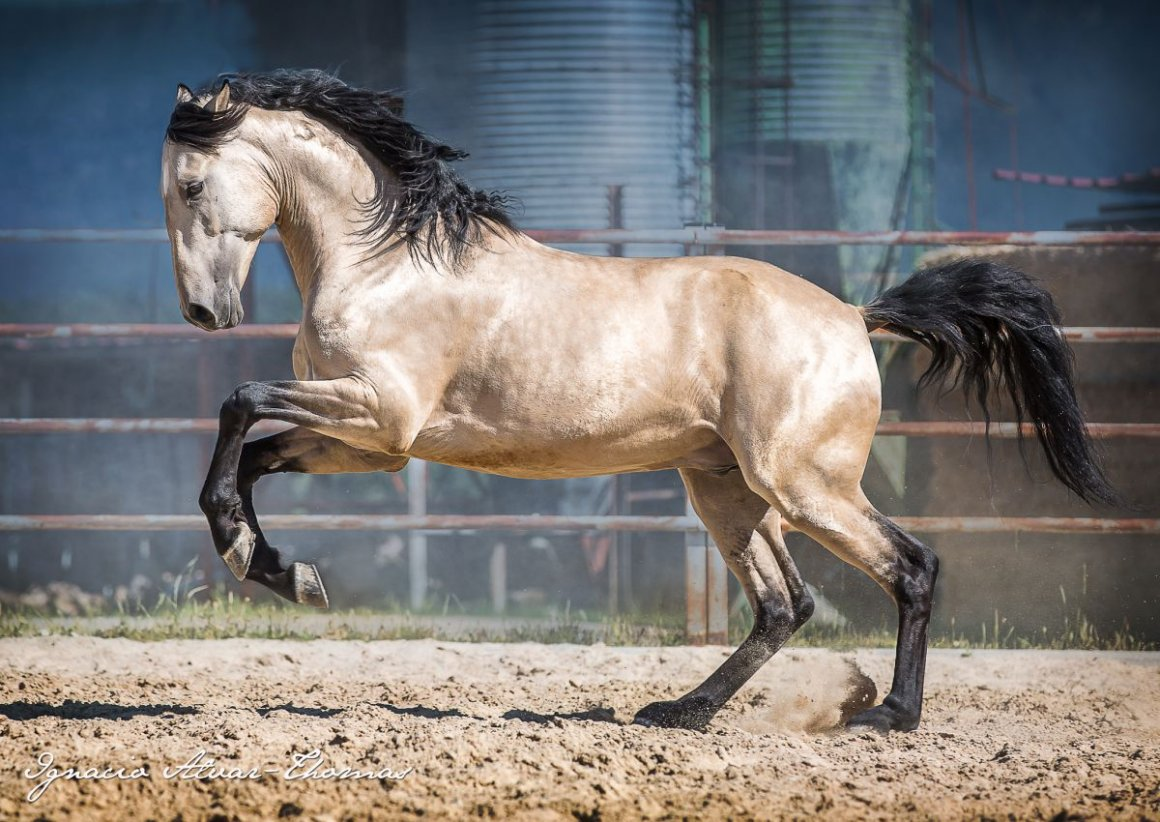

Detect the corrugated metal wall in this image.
[471,0,696,255]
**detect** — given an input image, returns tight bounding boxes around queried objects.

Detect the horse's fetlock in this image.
[793,586,816,627]
[753,603,796,638]
[199,486,240,516]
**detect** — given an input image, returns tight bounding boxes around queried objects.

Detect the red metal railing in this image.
[2,418,1157,439]
[0,514,1156,535]
[4,323,1159,343]
[3,227,1156,641]
[4,227,1160,246]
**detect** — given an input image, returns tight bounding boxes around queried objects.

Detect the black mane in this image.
[166,69,515,268]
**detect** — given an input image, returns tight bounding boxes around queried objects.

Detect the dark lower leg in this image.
[633,598,811,731]
[198,379,384,583]
[635,471,813,731]
[848,516,939,732]
[235,439,328,607]
[199,390,255,579]
[226,429,408,607]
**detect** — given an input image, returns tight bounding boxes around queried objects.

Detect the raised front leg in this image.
[198,378,399,594]
[235,427,409,607]
[633,468,815,732]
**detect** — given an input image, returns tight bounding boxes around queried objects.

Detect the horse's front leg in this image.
[235,427,409,607]
[198,377,396,591]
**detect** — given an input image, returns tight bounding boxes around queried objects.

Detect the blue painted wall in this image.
[931,0,1160,230]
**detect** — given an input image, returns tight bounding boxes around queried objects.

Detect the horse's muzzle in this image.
[183,295,243,331]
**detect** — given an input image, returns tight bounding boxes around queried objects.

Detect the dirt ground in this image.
[1,638,1157,820]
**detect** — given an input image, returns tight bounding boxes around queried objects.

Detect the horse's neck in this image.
[263,112,406,297]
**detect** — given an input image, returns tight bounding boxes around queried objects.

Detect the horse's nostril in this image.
[187,303,217,328]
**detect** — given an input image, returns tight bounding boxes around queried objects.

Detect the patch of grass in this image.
[1,567,1152,650]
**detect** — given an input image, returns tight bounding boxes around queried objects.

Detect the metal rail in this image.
[3,324,1158,344]
[0,514,1156,534]
[3,228,1160,246]
[2,418,1158,439]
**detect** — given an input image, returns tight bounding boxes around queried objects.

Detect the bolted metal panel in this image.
[472,0,696,254]
[719,0,911,148]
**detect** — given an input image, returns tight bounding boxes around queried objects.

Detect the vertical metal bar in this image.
[407,459,428,610]
[705,535,729,644]
[751,0,765,230]
[684,494,708,643]
[694,0,715,224]
[196,344,218,593]
[781,0,794,227]
[607,183,624,615]
[489,541,506,614]
[957,0,978,229]
[607,184,625,258]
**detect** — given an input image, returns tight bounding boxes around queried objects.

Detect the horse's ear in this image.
[176,84,194,105]
[206,81,231,114]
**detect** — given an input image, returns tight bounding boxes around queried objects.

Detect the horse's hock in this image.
[907,245,1159,637]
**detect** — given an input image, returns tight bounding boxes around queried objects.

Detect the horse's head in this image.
[161,82,276,331]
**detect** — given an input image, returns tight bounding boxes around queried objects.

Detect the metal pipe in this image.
[0,419,288,434]
[0,514,1155,534]
[3,324,1159,344]
[874,327,1160,343]
[0,324,300,339]
[3,228,1160,246]
[3,418,1156,438]
[525,229,1160,247]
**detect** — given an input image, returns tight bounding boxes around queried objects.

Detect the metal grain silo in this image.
[471,0,696,255]
[719,0,910,147]
[716,0,914,297]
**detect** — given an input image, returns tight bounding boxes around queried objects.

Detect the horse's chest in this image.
[293,316,362,380]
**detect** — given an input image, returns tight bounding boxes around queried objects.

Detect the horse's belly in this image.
[408,414,729,479]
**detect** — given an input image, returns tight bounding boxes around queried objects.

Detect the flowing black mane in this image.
[166,69,515,267]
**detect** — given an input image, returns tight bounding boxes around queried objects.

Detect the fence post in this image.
[407,460,428,610]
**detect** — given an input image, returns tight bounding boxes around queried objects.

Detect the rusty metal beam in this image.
[0,323,299,339]
[3,418,1156,438]
[0,419,288,434]
[3,324,1159,344]
[3,228,1160,247]
[0,514,1155,534]
[874,422,1160,439]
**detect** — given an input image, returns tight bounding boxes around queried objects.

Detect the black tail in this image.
[862,257,1119,506]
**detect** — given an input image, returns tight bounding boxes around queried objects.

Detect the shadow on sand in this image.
[0,700,199,720]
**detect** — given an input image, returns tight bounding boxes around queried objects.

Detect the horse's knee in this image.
[221,381,265,424]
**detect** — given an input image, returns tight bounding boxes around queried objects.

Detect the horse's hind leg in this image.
[745,464,939,732]
[230,427,407,607]
[633,467,814,731]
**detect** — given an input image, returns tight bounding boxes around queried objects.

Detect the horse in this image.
[161,70,1117,733]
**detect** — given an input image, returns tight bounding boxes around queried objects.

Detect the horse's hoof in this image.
[291,562,329,609]
[221,522,255,581]
[845,701,920,733]
[632,696,716,732]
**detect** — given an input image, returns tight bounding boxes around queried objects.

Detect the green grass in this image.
[1,562,1151,650]
[2,598,1151,650]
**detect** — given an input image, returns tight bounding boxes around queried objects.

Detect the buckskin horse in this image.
[161,70,1116,733]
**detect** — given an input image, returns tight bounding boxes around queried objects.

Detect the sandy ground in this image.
[0,638,1157,820]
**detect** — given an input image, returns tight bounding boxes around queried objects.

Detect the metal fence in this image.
[2,227,1158,641]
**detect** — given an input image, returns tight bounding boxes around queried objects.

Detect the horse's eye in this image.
[186,181,204,199]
